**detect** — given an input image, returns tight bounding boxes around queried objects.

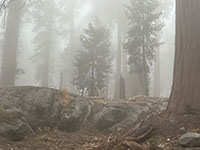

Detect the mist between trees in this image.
[0,0,174,98]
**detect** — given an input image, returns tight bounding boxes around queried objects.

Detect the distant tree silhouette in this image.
[124,0,163,96]
[73,19,112,96]
[0,0,23,86]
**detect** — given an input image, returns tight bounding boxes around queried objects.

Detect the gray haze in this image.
[0,0,175,98]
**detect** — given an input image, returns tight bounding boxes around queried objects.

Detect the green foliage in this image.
[124,0,163,74]
[73,19,112,96]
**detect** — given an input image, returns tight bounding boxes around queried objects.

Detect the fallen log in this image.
[122,141,145,150]
[125,126,155,143]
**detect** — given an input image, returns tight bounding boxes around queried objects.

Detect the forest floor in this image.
[0,101,200,150]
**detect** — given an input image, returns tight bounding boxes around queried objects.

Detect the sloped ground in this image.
[0,93,168,150]
[0,86,168,141]
[143,112,200,150]
[1,89,198,150]
[0,129,107,150]
[1,109,199,150]
[93,111,200,150]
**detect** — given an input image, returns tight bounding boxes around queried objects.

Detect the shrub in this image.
[60,89,71,107]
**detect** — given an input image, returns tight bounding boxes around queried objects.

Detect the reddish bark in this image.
[0,0,23,86]
[168,0,200,114]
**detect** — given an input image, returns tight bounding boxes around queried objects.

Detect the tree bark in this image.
[167,0,200,114]
[119,76,126,99]
[41,0,53,87]
[0,0,23,86]
[63,1,76,91]
[142,34,149,96]
[90,55,95,96]
[153,48,160,97]
[114,20,122,100]
[89,37,96,96]
[59,72,63,90]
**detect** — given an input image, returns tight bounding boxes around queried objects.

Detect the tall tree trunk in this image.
[41,47,50,87]
[90,58,95,96]
[41,0,53,87]
[90,38,96,96]
[63,1,75,91]
[167,0,200,114]
[69,3,75,91]
[142,34,149,96]
[41,41,50,87]
[153,48,160,97]
[140,14,149,96]
[0,0,22,86]
[119,76,126,99]
[59,72,63,90]
[114,20,122,100]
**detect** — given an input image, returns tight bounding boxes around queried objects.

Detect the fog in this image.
[0,0,175,98]
[160,4,175,97]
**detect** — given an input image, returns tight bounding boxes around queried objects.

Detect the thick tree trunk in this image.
[41,0,53,87]
[0,0,22,86]
[59,72,63,90]
[119,76,126,99]
[167,0,200,114]
[41,37,51,88]
[63,1,75,91]
[114,20,122,100]
[140,13,149,96]
[90,59,95,96]
[142,34,149,96]
[90,38,95,96]
[153,48,160,97]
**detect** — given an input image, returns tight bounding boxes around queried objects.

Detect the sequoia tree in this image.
[167,0,200,114]
[0,0,23,86]
[28,0,58,87]
[59,0,81,90]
